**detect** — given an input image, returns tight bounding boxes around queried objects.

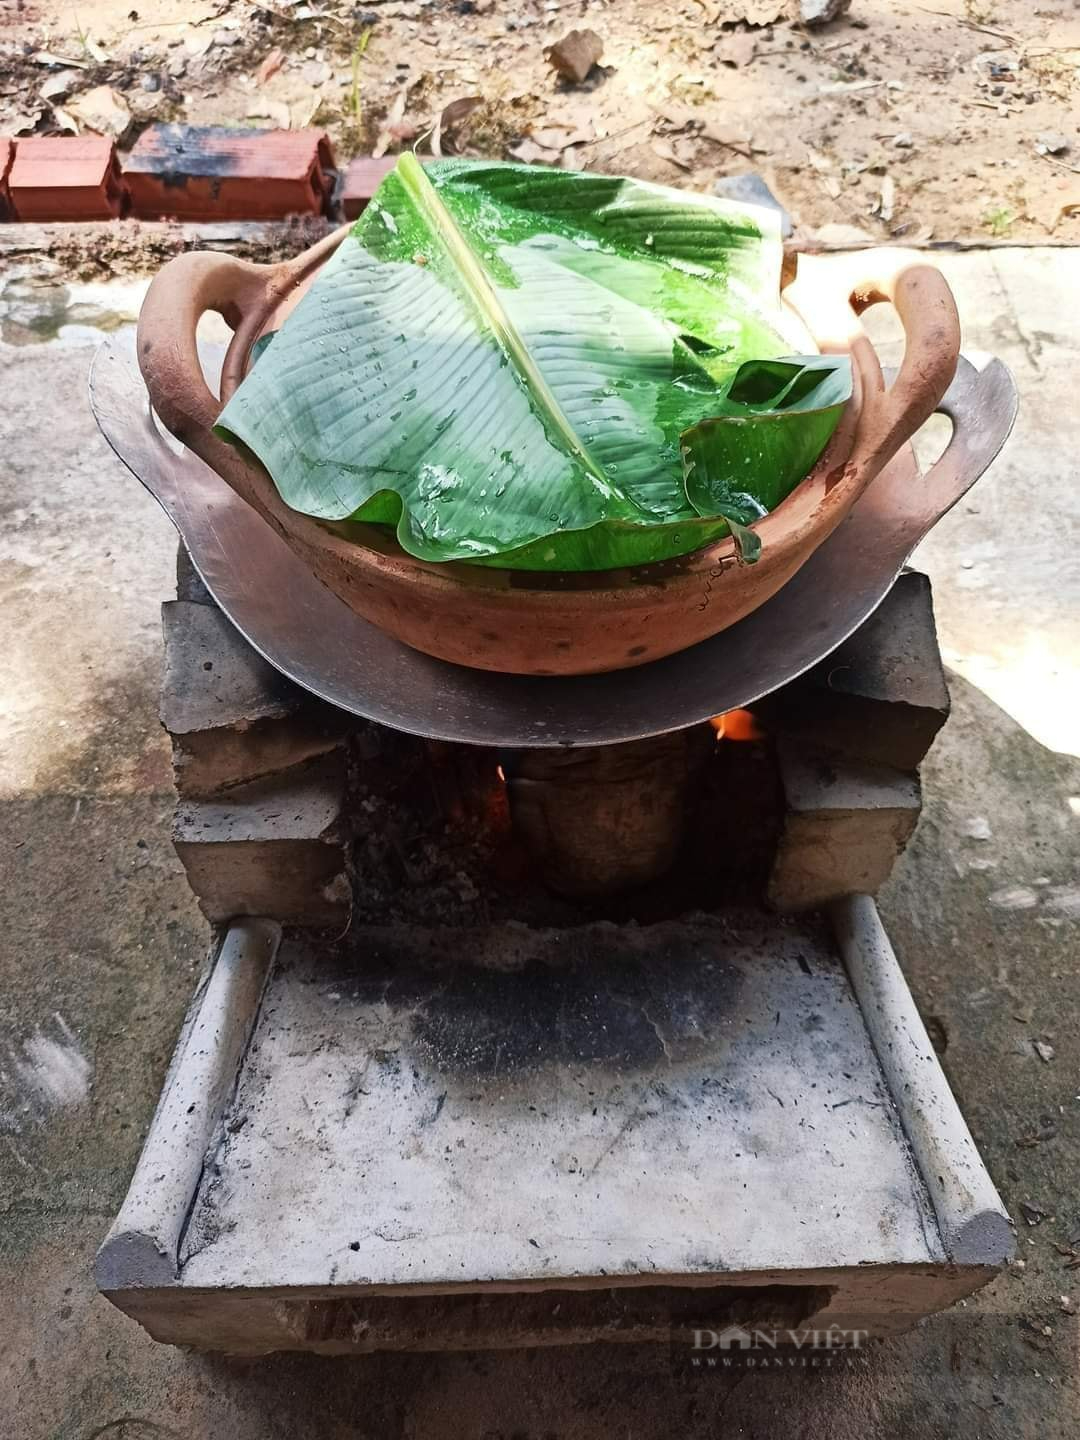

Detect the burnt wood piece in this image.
[505,728,714,897]
[754,571,950,771]
[172,751,351,927]
[161,599,349,798]
[124,125,335,221]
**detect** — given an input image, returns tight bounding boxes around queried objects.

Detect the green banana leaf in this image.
[215,156,850,571]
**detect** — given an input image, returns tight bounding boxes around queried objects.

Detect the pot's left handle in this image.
[137,250,272,459]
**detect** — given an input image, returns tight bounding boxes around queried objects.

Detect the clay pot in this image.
[138,230,960,676]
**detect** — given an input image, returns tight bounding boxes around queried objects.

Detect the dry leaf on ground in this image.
[431,95,483,158]
[374,87,409,159]
[66,84,131,142]
[530,122,594,150]
[716,31,757,67]
[256,48,285,86]
[651,137,692,170]
[39,69,79,103]
[31,49,90,69]
[508,138,560,164]
[876,174,896,223]
[292,94,323,129]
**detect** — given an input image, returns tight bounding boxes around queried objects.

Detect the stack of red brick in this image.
[0,126,406,224]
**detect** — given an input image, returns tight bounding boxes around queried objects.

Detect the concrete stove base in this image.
[96,899,1012,1354]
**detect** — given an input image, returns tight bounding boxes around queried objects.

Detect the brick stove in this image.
[160,548,945,927]
[94,545,1012,1354]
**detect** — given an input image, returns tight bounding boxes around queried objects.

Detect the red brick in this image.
[341,156,400,220]
[8,136,125,221]
[340,155,435,220]
[124,124,335,220]
[0,138,13,220]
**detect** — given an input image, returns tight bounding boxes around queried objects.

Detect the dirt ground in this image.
[2,0,1080,243]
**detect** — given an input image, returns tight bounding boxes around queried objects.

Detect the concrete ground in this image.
[1,249,1078,1437]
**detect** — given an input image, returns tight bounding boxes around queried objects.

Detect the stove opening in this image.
[347,714,784,927]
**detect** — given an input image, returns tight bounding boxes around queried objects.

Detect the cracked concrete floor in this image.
[1,250,1078,1438]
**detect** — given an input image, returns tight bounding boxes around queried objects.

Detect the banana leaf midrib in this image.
[395,153,614,496]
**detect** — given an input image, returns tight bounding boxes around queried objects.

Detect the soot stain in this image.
[343,928,757,1082]
[140,125,257,188]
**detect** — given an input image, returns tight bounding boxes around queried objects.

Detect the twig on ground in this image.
[917,7,1019,45]
[1037,151,1080,177]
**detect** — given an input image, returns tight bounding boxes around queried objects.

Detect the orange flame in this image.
[709,709,764,742]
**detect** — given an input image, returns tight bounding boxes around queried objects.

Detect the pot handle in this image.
[137,228,348,464]
[785,248,961,477]
[136,250,274,457]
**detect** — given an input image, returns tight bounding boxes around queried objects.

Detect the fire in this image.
[709,709,763,742]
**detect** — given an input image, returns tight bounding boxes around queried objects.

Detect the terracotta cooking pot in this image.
[138,230,960,676]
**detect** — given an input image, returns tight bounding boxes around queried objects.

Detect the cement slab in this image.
[186,916,941,1286]
[98,902,1011,1353]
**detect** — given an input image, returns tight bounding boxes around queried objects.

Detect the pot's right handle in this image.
[786,248,962,479]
